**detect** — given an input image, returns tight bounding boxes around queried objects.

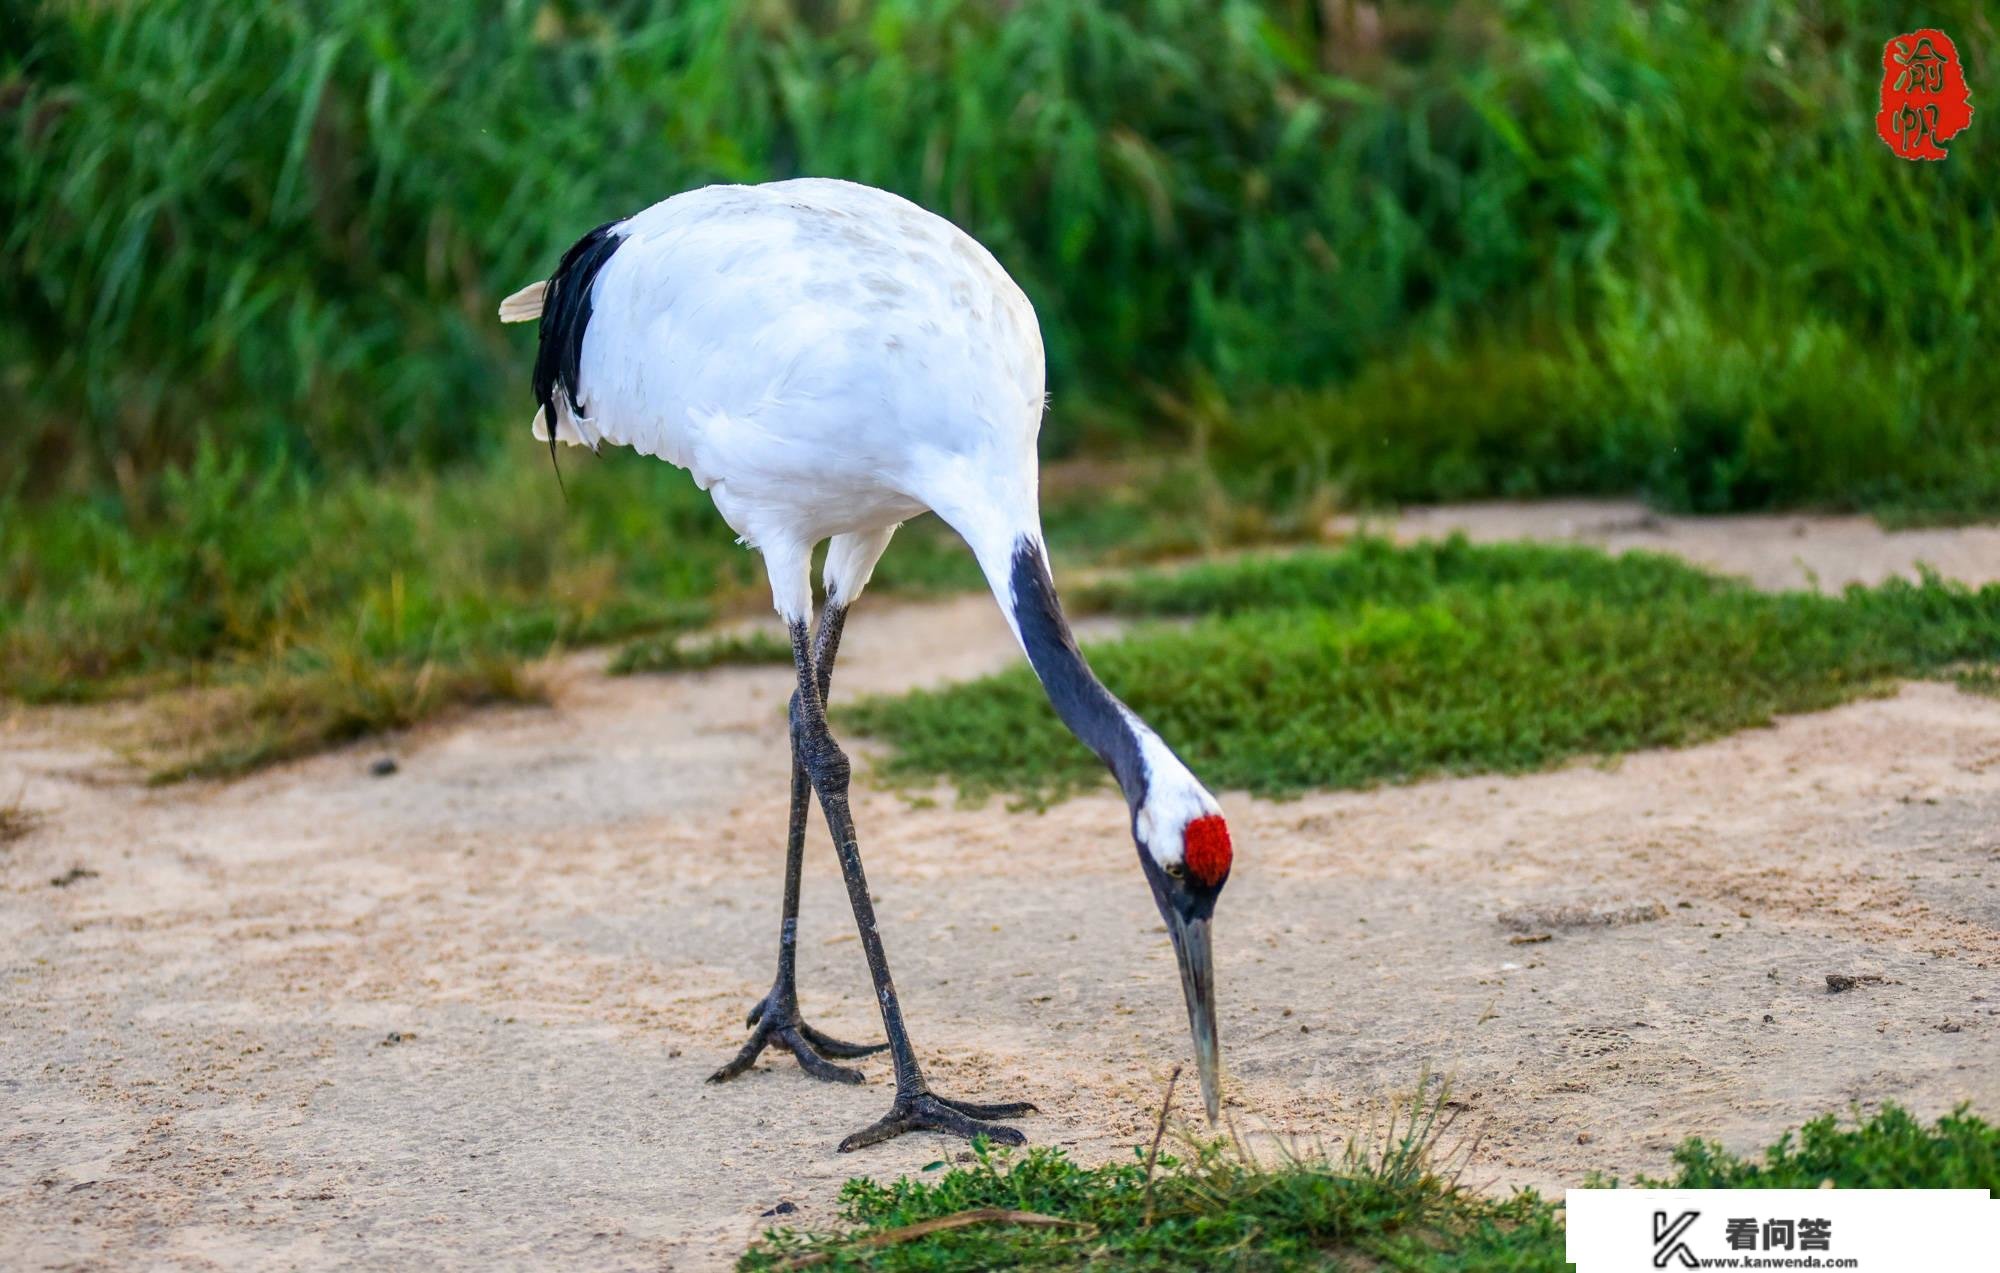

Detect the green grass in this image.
[136,652,545,783]
[1204,317,2000,521]
[612,628,796,676]
[0,448,1273,704]
[0,444,738,700]
[1655,1105,1999,1192]
[739,1104,1998,1270]
[6,2,1996,519]
[842,538,2000,803]
[0,443,1287,778]
[0,442,737,777]
[1958,667,2000,700]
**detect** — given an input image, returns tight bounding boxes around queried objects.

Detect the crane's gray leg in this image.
[709,603,888,1086]
[782,618,1036,1151]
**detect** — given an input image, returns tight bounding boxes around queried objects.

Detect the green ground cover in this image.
[611,629,796,676]
[0,446,1266,777]
[843,538,2000,802]
[738,1104,1998,1270]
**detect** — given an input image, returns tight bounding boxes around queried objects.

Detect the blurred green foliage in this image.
[0,445,739,703]
[5,1,1994,509]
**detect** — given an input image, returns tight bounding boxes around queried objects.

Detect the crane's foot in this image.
[838,1087,1038,1152]
[707,991,887,1085]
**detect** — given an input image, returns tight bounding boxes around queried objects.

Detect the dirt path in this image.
[1335,498,2000,590]
[4,502,1997,1270]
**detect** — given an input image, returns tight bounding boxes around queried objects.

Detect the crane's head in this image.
[1130,749,1232,1123]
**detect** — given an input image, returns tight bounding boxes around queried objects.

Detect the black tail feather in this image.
[531,220,625,487]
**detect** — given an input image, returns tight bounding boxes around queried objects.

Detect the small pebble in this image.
[370,756,399,777]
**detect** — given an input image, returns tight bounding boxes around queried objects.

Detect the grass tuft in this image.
[744,1075,1551,1271]
[0,786,42,845]
[136,652,545,783]
[611,629,796,676]
[844,539,2000,803]
[1652,1105,2000,1192]
[1954,666,2000,700]
[742,1102,1999,1270]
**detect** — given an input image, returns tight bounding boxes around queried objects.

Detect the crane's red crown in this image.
[1183,815,1232,887]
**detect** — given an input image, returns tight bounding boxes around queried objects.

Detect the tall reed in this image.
[4,2,1994,506]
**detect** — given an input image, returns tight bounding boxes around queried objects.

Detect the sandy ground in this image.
[4,500,1998,1270]
[1333,498,2000,591]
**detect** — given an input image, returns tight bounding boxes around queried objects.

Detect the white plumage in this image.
[506,178,1046,627]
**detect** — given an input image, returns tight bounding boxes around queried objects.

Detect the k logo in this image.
[1653,1210,1700,1268]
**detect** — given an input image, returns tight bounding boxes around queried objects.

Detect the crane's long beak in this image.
[1166,910,1221,1122]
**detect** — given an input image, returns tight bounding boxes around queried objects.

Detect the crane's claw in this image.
[933,1094,1037,1120]
[838,1088,1036,1152]
[711,992,887,1085]
[799,1020,886,1059]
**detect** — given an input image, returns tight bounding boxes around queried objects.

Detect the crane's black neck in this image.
[1008,539,1147,810]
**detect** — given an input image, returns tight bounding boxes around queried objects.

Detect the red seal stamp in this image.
[1876,30,1973,160]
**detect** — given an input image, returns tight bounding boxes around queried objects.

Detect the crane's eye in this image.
[1163,862,1187,880]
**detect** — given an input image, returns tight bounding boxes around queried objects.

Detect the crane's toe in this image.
[710,994,887,1085]
[933,1094,1037,1120]
[776,1027,870,1084]
[836,1088,1034,1153]
[798,1020,887,1060]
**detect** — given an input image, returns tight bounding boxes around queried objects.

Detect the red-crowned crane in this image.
[500,179,1233,1151]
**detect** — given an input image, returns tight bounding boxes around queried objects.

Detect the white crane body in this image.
[522,179,1045,624]
[501,178,1232,1148]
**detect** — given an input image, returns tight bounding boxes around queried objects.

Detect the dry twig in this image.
[1142,1064,1183,1224]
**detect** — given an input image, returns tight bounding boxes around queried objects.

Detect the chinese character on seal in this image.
[1877,30,1973,160]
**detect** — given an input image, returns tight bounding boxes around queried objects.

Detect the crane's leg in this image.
[709,603,888,1086]
[783,618,1036,1151]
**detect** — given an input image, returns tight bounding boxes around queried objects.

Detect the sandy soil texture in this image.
[4,501,1997,1270]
